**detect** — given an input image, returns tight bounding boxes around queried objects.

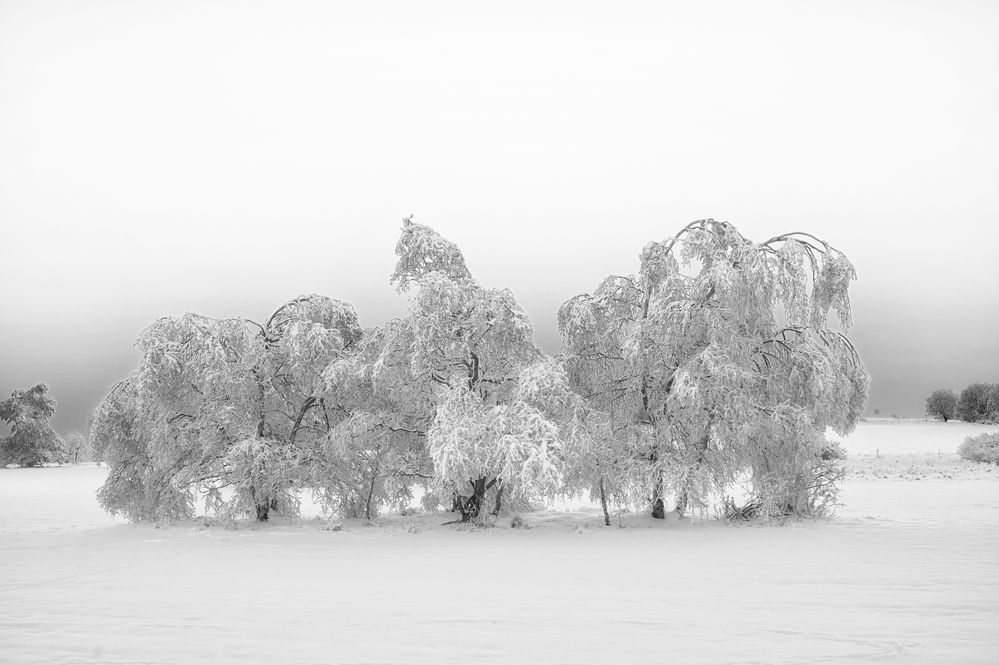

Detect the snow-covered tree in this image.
[515,359,617,523]
[559,219,869,519]
[93,294,362,522]
[62,431,94,464]
[957,383,999,424]
[386,218,566,521]
[0,384,66,467]
[925,388,958,422]
[312,318,431,519]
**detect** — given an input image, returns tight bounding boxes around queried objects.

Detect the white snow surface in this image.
[833,418,999,456]
[2,422,998,664]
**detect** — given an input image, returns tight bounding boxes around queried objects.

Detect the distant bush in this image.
[820,440,847,461]
[957,433,999,465]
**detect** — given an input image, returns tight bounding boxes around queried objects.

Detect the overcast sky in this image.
[1,0,998,434]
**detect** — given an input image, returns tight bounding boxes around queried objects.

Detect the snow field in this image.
[2,422,998,664]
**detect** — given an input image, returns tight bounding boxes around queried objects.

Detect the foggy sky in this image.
[2,0,998,435]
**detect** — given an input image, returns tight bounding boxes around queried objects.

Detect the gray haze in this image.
[2,0,998,434]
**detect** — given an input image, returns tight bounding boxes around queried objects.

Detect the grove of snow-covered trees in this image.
[91,219,870,524]
[925,384,999,423]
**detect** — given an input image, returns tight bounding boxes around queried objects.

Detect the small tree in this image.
[925,389,957,422]
[62,431,94,463]
[957,383,999,423]
[0,384,66,467]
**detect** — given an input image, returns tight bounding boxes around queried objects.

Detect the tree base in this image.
[651,498,666,519]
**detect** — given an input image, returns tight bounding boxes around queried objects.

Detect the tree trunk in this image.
[675,488,688,518]
[599,477,610,526]
[651,477,665,519]
[365,472,377,520]
[491,485,504,516]
[673,433,708,518]
[458,478,489,522]
[250,486,274,521]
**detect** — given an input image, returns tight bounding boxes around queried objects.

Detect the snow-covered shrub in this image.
[820,440,848,461]
[958,433,999,465]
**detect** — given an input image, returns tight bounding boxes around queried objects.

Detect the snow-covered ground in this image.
[2,422,998,664]
[834,417,999,456]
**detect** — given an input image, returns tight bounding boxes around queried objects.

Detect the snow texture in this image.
[2,421,998,664]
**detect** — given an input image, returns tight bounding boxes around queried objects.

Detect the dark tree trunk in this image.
[456,477,495,522]
[599,477,611,526]
[651,498,665,519]
[250,487,276,521]
[365,470,378,520]
[651,477,665,519]
[463,478,487,521]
